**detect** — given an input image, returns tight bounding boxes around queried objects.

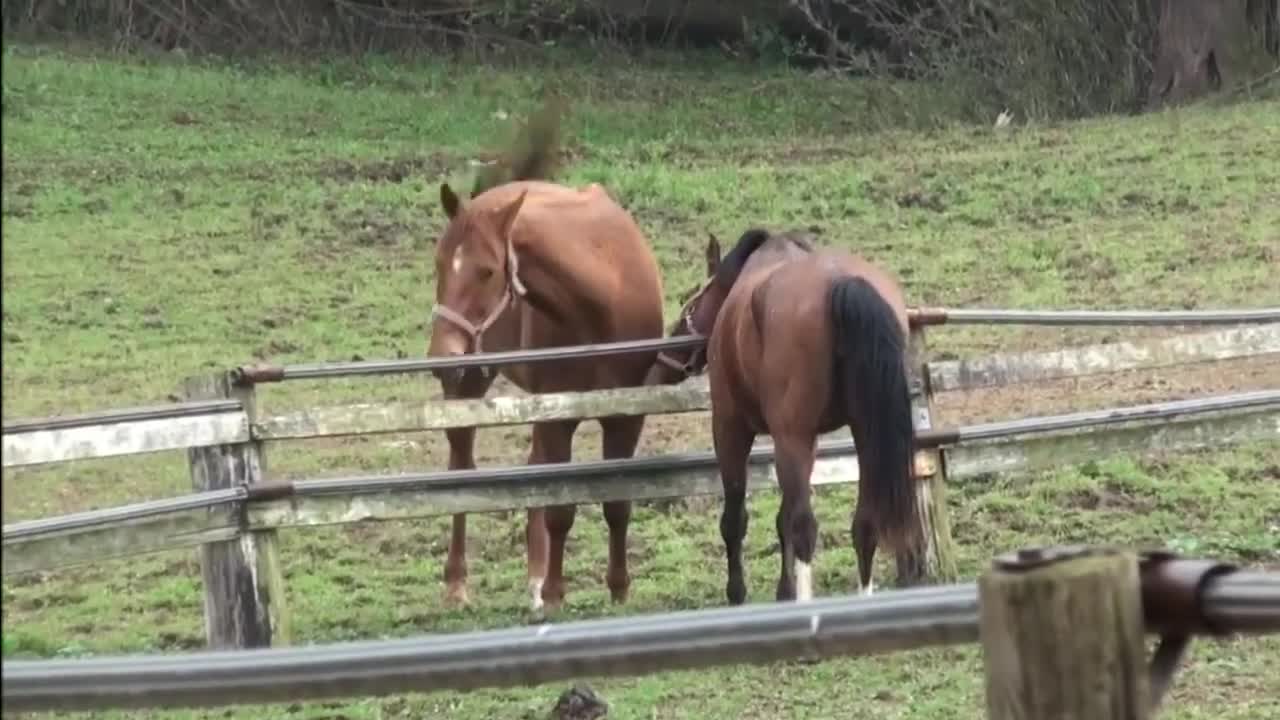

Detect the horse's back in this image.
[486,180,664,389]
[709,248,907,432]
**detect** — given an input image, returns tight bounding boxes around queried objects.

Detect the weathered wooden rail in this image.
[3,546,1277,718]
[3,313,1278,654]
[7,390,1277,577]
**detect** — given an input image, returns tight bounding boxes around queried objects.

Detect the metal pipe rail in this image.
[5,389,1277,548]
[908,306,1280,327]
[231,306,1280,384]
[1,488,244,542]
[3,560,1275,713]
[290,388,1280,499]
[232,336,705,385]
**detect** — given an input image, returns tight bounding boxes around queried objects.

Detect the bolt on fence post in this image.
[896,325,959,586]
[181,372,291,649]
[980,545,1150,720]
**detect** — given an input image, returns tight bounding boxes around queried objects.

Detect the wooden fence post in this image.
[897,326,959,585]
[980,546,1150,720]
[182,372,290,649]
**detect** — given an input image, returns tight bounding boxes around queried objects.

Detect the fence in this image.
[3,307,1280,653]
[3,545,1278,718]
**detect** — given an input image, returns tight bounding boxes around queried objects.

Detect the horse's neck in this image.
[516,241,613,331]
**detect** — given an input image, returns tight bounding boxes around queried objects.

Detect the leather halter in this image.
[655,280,712,380]
[430,235,527,355]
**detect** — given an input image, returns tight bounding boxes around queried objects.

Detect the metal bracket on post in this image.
[1138,549,1239,712]
[896,325,958,586]
[990,545,1242,715]
[982,544,1150,720]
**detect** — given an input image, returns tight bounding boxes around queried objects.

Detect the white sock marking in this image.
[795,560,814,602]
[861,578,876,597]
[529,577,544,611]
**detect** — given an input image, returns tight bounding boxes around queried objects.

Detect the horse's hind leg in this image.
[713,413,755,605]
[529,420,579,613]
[772,433,818,603]
[600,416,644,604]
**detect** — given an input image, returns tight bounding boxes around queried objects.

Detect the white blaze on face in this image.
[450,245,465,274]
[529,577,545,612]
[795,560,814,602]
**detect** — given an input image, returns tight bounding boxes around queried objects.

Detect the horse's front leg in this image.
[531,419,579,614]
[443,427,476,607]
[600,416,645,604]
[438,371,494,608]
[713,413,756,606]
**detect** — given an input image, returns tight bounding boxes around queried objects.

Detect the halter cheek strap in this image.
[430,237,527,356]
[655,283,711,379]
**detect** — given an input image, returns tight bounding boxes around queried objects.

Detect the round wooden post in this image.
[979,546,1150,720]
[896,325,959,585]
[183,372,291,649]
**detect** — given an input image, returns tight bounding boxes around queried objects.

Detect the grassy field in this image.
[3,42,1279,720]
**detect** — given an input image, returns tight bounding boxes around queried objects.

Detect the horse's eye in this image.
[477,266,495,280]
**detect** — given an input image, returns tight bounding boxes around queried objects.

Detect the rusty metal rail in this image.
[2,552,1274,713]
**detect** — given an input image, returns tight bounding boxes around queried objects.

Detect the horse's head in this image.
[644,227,813,385]
[645,233,732,385]
[427,182,528,391]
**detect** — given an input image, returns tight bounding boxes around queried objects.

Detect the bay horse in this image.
[646,228,921,604]
[426,104,665,613]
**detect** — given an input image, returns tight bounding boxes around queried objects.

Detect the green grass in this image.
[3,42,1279,719]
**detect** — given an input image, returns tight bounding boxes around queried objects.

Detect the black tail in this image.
[829,276,919,553]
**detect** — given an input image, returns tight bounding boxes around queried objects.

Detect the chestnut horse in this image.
[647,228,920,604]
[427,105,665,613]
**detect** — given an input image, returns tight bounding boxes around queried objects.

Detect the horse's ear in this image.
[440,182,462,220]
[705,232,721,277]
[492,190,528,240]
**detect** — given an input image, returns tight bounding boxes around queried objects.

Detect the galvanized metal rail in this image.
[1,400,242,434]
[229,307,1280,384]
[909,306,1280,327]
[3,556,1274,713]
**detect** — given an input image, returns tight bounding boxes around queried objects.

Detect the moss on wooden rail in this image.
[248,406,1278,531]
[253,326,1279,440]
[2,410,250,468]
[5,405,1275,575]
[928,323,1280,393]
[253,378,712,440]
[2,507,241,576]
